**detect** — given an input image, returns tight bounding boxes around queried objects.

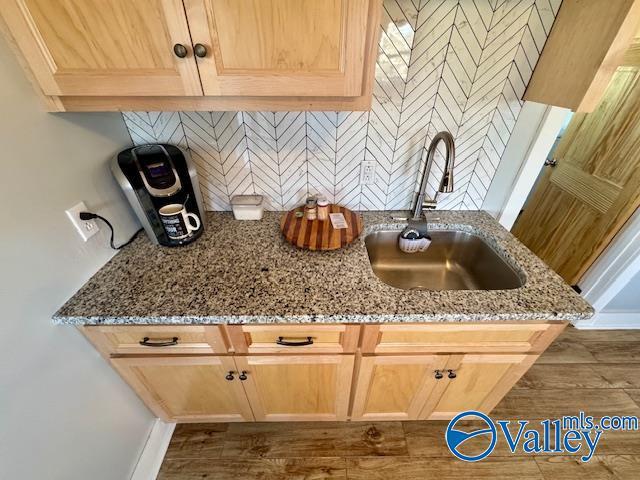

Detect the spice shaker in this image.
[304,197,317,220]
[317,197,329,221]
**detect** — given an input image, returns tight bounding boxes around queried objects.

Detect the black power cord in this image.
[79,212,143,250]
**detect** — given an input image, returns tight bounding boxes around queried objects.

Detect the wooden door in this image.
[422,354,537,420]
[235,355,354,421]
[513,40,640,284]
[351,355,448,421]
[183,0,373,96]
[1,0,202,96]
[111,356,254,422]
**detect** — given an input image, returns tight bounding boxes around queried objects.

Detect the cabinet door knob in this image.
[239,371,248,381]
[173,43,188,58]
[194,43,208,58]
[434,370,443,380]
[225,371,235,381]
[447,369,457,379]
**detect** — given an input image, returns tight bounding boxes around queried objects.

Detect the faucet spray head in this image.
[439,171,453,193]
[438,137,455,193]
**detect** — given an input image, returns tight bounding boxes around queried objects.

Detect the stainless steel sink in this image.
[365,230,524,291]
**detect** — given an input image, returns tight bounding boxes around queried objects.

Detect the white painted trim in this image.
[482,102,548,218]
[496,104,570,230]
[580,208,640,313]
[574,311,640,329]
[130,419,175,480]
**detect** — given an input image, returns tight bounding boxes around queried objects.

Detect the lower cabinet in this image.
[111,356,254,422]
[90,323,562,423]
[112,354,355,422]
[235,355,355,421]
[351,353,538,421]
[422,354,537,420]
[350,355,448,421]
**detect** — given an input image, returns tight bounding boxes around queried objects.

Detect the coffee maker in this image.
[112,144,205,247]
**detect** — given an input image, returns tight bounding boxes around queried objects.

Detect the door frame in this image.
[488,102,640,327]
[484,103,570,230]
[578,208,640,328]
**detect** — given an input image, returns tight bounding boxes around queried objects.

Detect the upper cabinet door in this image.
[183,0,372,96]
[524,0,640,112]
[2,0,202,96]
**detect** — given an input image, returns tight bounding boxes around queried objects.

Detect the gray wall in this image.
[604,270,640,312]
[0,36,154,479]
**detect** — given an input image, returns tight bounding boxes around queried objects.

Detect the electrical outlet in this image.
[65,202,99,242]
[360,161,376,185]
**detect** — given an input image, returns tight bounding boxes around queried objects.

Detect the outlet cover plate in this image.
[65,202,99,242]
[360,161,376,185]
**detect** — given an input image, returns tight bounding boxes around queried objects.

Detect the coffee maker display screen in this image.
[146,162,170,178]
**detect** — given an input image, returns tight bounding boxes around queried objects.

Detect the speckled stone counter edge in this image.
[53,210,594,325]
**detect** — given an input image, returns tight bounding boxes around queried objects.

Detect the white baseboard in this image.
[574,311,640,329]
[131,419,176,480]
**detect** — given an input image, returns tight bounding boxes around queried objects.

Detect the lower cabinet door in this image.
[111,356,254,422]
[234,355,355,421]
[351,355,449,421]
[422,354,538,420]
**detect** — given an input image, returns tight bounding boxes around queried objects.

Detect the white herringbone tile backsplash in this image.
[123,0,559,212]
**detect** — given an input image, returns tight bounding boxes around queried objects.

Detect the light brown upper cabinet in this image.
[184,0,371,96]
[1,0,202,96]
[0,0,382,111]
[525,0,640,112]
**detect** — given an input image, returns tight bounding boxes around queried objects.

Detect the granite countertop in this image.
[54,210,593,325]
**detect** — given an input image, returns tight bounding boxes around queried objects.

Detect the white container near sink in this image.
[231,194,264,220]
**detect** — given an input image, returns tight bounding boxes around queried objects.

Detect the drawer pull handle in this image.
[225,371,235,381]
[434,370,443,380]
[139,337,179,347]
[276,336,314,347]
[447,369,457,379]
[239,371,248,381]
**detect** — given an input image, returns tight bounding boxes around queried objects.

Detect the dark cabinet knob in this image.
[225,371,235,381]
[173,43,188,58]
[194,43,208,58]
[447,369,457,379]
[434,370,443,380]
[239,371,248,381]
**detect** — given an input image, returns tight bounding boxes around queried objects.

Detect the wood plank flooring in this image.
[158,327,640,479]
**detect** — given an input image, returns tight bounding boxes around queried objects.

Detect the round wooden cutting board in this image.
[280,204,363,251]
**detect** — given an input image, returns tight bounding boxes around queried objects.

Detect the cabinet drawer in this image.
[82,325,228,355]
[361,323,565,354]
[227,325,360,354]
